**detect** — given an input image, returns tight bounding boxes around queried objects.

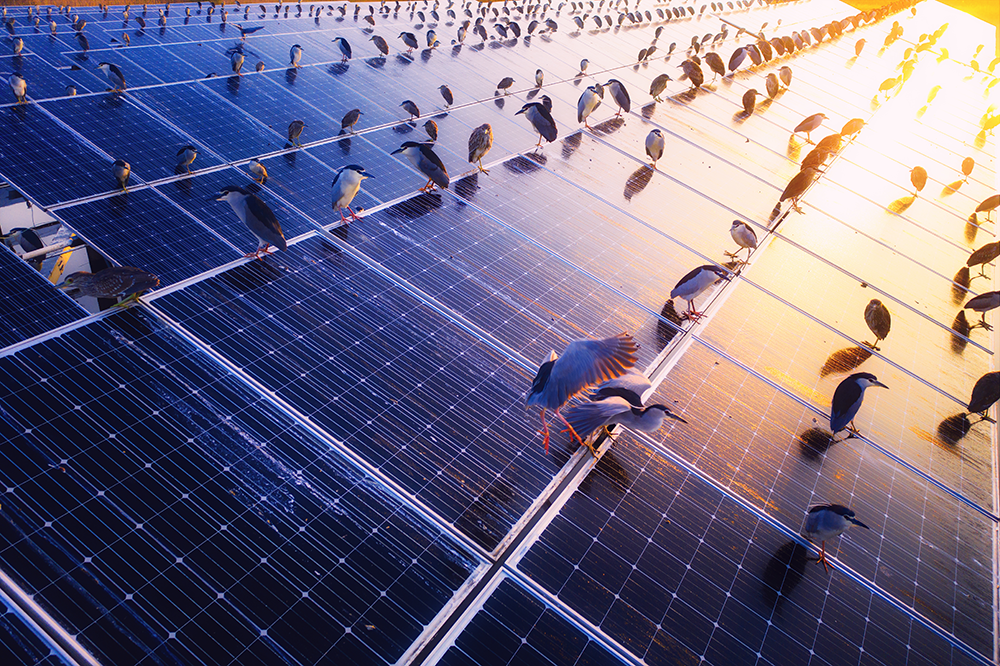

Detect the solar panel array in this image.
[0,0,996,665]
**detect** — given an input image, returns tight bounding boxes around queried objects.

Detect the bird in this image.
[604,79,630,116]
[96,61,126,91]
[967,242,999,279]
[214,186,287,259]
[516,96,558,147]
[237,24,264,40]
[331,36,351,62]
[370,34,389,56]
[578,59,589,76]
[400,99,420,120]
[287,120,305,147]
[496,76,515,94]
[231,49,245,75]
[974,194,999,221]
[841,118,865,139]
[289,43,302,67]
[771,167,819,220]
[399,31,418,54]
[863,299,890,349]
[577,84,603,129]
[58,267,160,306]
[588,369,654,407]
[176,145,198,173]
[248,158,268,183]
[703,51,725,81]
[122,32,130,47]
[390,142,449,192]
[645,129,664,167]
[8,73,26,103]
[829,372,887,438]
[967,372,999,421]
[525,333,639,453]
[801,504,869,573]
[423,119,438,142]
[727,220,757,260]
[13,36,22,55]
[854,38,865,56]
[331,164,372,224]
[255,61,265,73]
[562,397,687,445]
[779,65,793,87]
[468,123,493,174]
[438,84,454,107]
[765,73,780,99]
[741,89,763,115]
[535,68,544,87]
[964,291,1000,331]
[112,159,130,191]
[793,113,826,142]
[341,108,362,133]
[649,74,671,102]
[426,29,439,48]
[670,265,730,320]
[909,166,927,193]
[679,59,704,89]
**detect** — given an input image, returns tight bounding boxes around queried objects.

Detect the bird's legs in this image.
[584,120,592,129]
[813,540,832,573]
[477,158,489,174]
[418,178,437,192]
[538,408,551,453]
[615,107,622,117]
[975,314,993,331]
[554,409,594,455]
[112,293,142,308]
[535,134,544,147]
[346,206,361,222]
[683,299,705,321]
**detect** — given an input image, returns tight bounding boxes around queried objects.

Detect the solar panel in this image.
[0,245,86,348]
[0,604,70,666]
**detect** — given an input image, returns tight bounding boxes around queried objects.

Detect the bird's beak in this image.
[668,411,688,424]
[514,108,525,116]
[364,173,374,179]
[849,517,870,530]
[873,380,888,389]
[390,147,402,155]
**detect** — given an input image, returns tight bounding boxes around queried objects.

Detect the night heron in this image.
[863,299,891,349]
[563,397,686,448]
[332,36,351,62]
[771,167,819,220]
[288,119,305,146]
[255,61,265,73]
[779,65,792,87]
[967,371,999,422]
[288,44,303,68]
[331,164,372,224]
[113,159,130,191]
[645,129,664,167]
[670,265,730,320]
[237,24,264,40]
[423,119,438,142]
[967,242,1000,279]
[59,267,160,306]
[727,220,757,260]
[496,76,515,94]
[679,59,704,89]
[974,194,999,221]
[468,123,493,174]
[438,84,454,107]
[830,372,887,438]
[122,33,130,47]
[391,141,449,192]
[765,72,780,99]
[577,84,603,129]
[649,74,671,101]
[703,51,725,81]
[231,49,244,74]
[590,369,654,407]
[578,58,589,75]
[855,38,865,55]
[176,145,198,173]
[800,146,832,171]
[371,34,389,56]
[961,157,975,181]
[605,79,630,116]
[801,504,869,572]
[399,31,418,54]
[8,73,26,103]
[909,166,927,193]
[841,118,865,139]
[793,112,826,143]
[964,291,1000,331]
[526,333,639,453]
[341,108,362,133]
[13,37,22,55]
[515,96,558,146]
[426,29,439,48]
[96,61,126,91]
[400,99,420,120]
[248,158,268,183]
[535,68,544,87]
[214,186,288,259]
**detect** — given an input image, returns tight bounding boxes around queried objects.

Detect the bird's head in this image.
[644,404,688,423]
[338,165,371,180]
[592,83,605,97]
[96,61,110,70]
[177,145,197,154]
[291,43,302,49]
[214,185,249,202]
[650,129,662,137]
[390,141,420,155]
[710,265,731,281]
[58,271,91,290]
[526,350,558,405]
[112,158,129,168]
[850,372,888,391]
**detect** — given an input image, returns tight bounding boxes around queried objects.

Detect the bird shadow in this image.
[785,136,803,161]
[845,55,858,68]
[226,75,240,95]
[819,346,873,378]
[941,180,963,196]
[284,67,298,84]
[886,195,915,215]
[732,109,751,124]
[623,165,654,201]
[526,88,540,100]
[383,191,444,220]
[656,299,684,351]
[937,413,971,446]
[365,56,386,69]
[493,96,505,110]
[328,62,349,76]
[578,447,630,495]
[760,541,809,616]
[965,221,979,244]
[950,311,971,353]
[640,102,655,119]
[592,117,625,136]
[393,123,416,135]
[420,48,434,62]
[454,172,479,202]
[505,154,546,174]
[561,132,583,160]
[797,427,835,462]
[951,266,971,304]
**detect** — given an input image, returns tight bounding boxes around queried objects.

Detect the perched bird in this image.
[13,37,23,55]
[727,220,757,260]
[398,31,418,54]
[670,265,730,320]
[496,76,515,94]
[577,84,603,129]
[703,51,725,81]
[287,119,306,146]
[112,159,130,191]
[974,194,999,221]
[331,164,372,224]
[854,38,865,56]
[8,73,26,103]
[255,61,265,73]
[649,74,671,101]
[468,123,493,174]
[578,59,589,76]
[59,267,160,306]
[967,371,999,421]
[516,96,558,146]
[909,166,927,193]
[176,145,198,173]
[863,299,890,349]
[331,36,351,62]
[96,61,126,91]
[645,129,664,167]
[961,157,975,181]
[426,29,439,48]
[390,141,449,192]
[423,119,438,142]
[563,397,687,444]
[779,66,792,87]
[829,372,888,437]
[793,113,827,142]
[765,72,780,99]
[248,158,268,183]
[841,118,865,139]
[525,333,639,453]
[967,242,999,279]
[400,99,420,120]
[122,32,130,47]
[679,59,704,89]
[438,84,454,107]
[771,167,819,220]
[741,89,762,115]
[237,24,264,40]
[341,108,362,133]
[370,34,389,56]
[289,43,303,67]
[535,68,544,87]
[214,186,287,258]
[231,49,245,75]
[604,79,630,116]
[964,291,1000,331]
[801,504,869,573]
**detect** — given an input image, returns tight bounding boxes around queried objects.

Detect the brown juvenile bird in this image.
[793,113,827,143]
[468,123,493,174]
[59,267,160,306]
[765,73,779,99]
[961,157,974,181]
[967,241,1000,279]
[771,167,819,221]
[863,299,891,349]
[801,146,832,171]
[704,52,725,81]
[910,166,927,193]
[741,89,762,115]
[815,133,841,154]
[841,118,864,139]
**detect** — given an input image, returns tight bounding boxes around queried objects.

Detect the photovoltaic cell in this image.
[0,246,86,350]
[0,310,480,665]
[0,606,69,666]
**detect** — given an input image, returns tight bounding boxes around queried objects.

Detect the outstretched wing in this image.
[589,369,652,406]
[545,333,639,409]
[563,397,632,439]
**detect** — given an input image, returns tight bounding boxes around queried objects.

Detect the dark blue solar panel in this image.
[0,309,480,665]
[0,54,99,99]
[0,245,86,349]
[0,606,69,666]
